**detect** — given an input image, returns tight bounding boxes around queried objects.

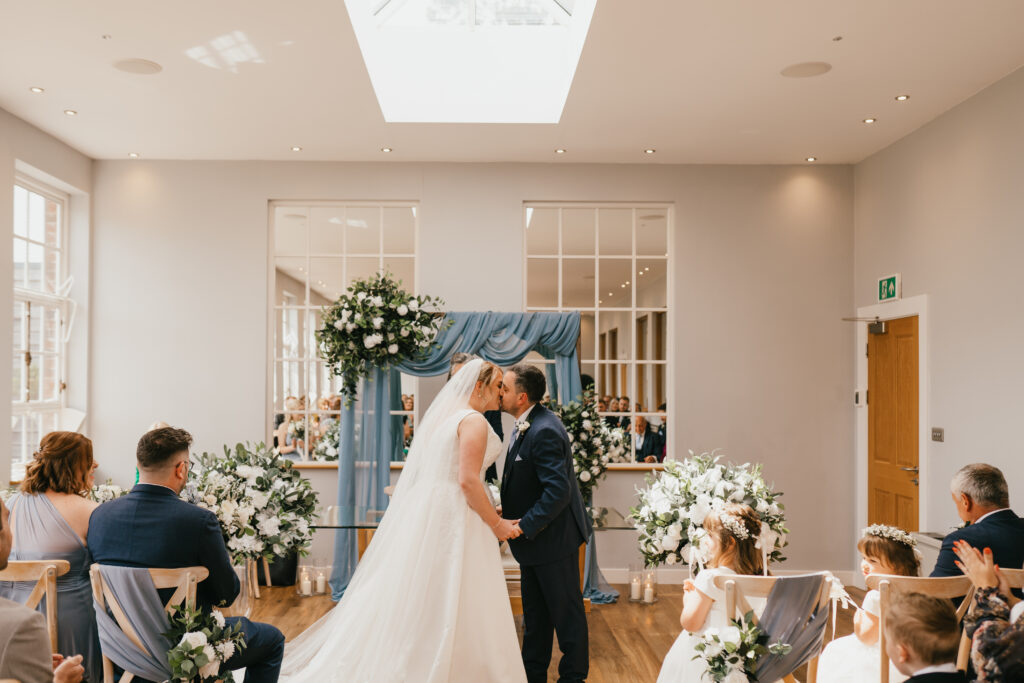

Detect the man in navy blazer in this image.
[88,427,285,683]
[500,365,591,683]
[931,463,1024,596]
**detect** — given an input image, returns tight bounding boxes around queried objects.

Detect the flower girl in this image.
[657,503,766,682]
[817,524,921,683]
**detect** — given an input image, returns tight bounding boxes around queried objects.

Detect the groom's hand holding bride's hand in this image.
[492,517,523,542]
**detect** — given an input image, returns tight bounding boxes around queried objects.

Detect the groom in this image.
[500,364,591,683]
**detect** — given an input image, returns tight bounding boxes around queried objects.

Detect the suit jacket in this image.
[931,510,1024,592]
[501,404,592,566]
[88,484,240,610]
[634,426,664,462]
[0,596,53,683]
[903,671,967,683]
[483,409,504,482]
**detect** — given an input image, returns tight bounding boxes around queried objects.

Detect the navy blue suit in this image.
[903,672,967,683]
[501,404,591,683]
[88,484,285,683]
[634,426,663,462]
[931,509,1024,596]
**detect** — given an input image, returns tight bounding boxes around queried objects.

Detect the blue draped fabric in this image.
[331,312,619,600]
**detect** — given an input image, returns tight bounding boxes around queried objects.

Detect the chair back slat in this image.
[871,574,975,683]
[999,568,1024,588]
[0,559,71,652]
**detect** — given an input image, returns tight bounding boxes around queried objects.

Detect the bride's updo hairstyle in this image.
[703,503,764,575]
[21,431,94,496]
[475,361,502,389]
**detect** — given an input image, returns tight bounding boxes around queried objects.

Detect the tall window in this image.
[12,178,72,479]
[524,203,670,463]
[269,202,418,460]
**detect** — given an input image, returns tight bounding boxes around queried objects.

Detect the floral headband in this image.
[720,514,750,540]
[862,524,916,548]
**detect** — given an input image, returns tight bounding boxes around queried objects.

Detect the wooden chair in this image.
[866,574,975,683]
[0,559,71,652]
[713,573,833,683]
[505,543,591,615]
[90,564,209,683]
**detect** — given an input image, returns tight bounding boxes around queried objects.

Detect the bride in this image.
[280,359,528,682]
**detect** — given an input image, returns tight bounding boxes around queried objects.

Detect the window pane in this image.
[13,237,27,288]
[526,259,558,308]
[274,207,308,255]
[383,257,415,291]
[638,365,667,413]
[42,354,60,401]
[44,307,60,353]
[310,208,345,254]
[13,185,28,238]
[12,301,25,352]
[598,312,633,363]
[561,208,595,256]
[308,258,344,305]
[598,208,632,256]
[28,354,41,401]
[45,197,60,249]
[636,258,667,308]
[28,191,45,242]
[12,353,22,402]
[598,258,633,309]
[345,207,381,254]
[526,207,559,255]
[345,256,380,289]
[382,207,416,254]
[45,248,60,293]
[274,258,307,305]
[580,362,596,395]
[28,303,42,352]
[274,361,305,410]
[27,243,44,291]
[562,259,594,308]
[579,312,596,361]
[637,208,668,256]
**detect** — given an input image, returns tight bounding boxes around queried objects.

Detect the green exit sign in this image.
[878,274,901,302]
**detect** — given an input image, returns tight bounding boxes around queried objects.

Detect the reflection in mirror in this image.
[526,207,559,255]
[526,259,558,307]
[274,207,307,255]
[561,208,595,256]
[382,207,416,254]
[310,208,345,254]
[383,257,415,290]
[562,259,594,308]
[598,208,632,256]
[307,258,344,303]
[273,303,307,361]
[598,258,632,309]
[580,362,596,395]
[637,364,667,416]
[632,413,665,464]
[274,257,307,305]
[345,207,381,254]
[596,312,633,362]
[579,313,596,361]
[346,256,380,290]
[273,361,304,411]
[636,258,667,308]
[637,209,668,256]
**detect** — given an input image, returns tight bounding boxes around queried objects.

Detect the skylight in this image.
[345,0,595,123]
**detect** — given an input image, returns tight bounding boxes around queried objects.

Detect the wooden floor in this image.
[253,584,864,682]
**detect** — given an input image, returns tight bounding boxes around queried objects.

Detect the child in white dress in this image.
[657,503,767,682]
[817,524,921,683]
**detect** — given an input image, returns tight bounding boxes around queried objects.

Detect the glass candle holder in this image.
[296,567,313,597]
[642,567,657,604]
[628,563,644,602]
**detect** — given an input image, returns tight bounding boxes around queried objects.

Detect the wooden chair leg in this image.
[45,566,58,652]
[248,559,261,599]
[262,557,272,587]
[807,655,819,683]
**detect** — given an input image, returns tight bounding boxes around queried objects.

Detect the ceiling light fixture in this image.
[895,94,909,102]
[381,147,393,153]
[806,157,817,162]
[64,109,77,116]
[291,146,302,152]
[832,36,843,42]
[555,148,566,154]
[29,86,44,94]
[863,117,877,124]
[644,148,656,154]
[128,152,139,159]
[644,266,650,271]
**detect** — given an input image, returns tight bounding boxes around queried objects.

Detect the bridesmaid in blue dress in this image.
[1,431,102,683]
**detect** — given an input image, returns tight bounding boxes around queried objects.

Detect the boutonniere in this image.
[515,419,531,434]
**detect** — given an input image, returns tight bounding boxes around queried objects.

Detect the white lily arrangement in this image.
[631,451,788,570]
[184,443,319,564]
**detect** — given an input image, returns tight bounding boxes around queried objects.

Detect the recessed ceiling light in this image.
[555,148,566,154]
[780,62,832,78]
[128,152,139,159]
[644,148,656,154]
[381,147,393,153]
[102,34,112,40]
[64,109,77,116]
[895,94,909,102]
[863,118,877,124]
[644,266,650,271]
[806,157,817,162]
[113,58,163,75]
[291,146,302,152]
[832,36,843,42]
[29,86,44,94]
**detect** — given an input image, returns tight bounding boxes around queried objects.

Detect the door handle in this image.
[901,466,919,473]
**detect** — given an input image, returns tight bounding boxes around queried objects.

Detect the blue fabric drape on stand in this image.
[330,312,615,602]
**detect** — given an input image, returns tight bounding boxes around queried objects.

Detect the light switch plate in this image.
[932,427,944,442]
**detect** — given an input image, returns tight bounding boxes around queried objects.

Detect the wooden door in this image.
[868,315,920,530]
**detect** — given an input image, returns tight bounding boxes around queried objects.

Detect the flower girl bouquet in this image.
[693,611,792,683]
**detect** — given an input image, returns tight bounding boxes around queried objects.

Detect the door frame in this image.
[855,294,931,544]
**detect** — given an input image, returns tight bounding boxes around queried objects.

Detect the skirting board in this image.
[601,568,860,586]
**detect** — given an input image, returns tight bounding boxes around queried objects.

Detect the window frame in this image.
[522,201,673,469]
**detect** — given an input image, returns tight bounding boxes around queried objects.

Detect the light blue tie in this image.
[507,425,520,454]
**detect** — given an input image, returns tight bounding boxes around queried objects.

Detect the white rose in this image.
[211,610,226,628]
[579,470,591,482]
[204,495,217,506]
[397,304,408,316]
[258,516,281,537]
[723,671,749,683]
[582,420,592,430]
[408,299,419,311]
[353,312,363,322]
[180,631,208,649]
[666,553,677,565]
[388,343,399,354]
[372,316,384,329]
[400,328,410,337]
[346,322,356,333]
[357,291,366,300]
[720,626,742,646]
[250,490,270,510]
[660,534,678,551]
[333,319,345,330]
[372,296,384,307]
[364,335,378,349]
[755,499,769,514]
[341,309,351,321]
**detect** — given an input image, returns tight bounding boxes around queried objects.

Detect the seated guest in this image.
[931,464,1024,591]
[597,398,607,413]
[0,500,85,683]
[954,540,1024,682]
[618,396,632,431]
[89,427,285,682]
[656,402,668,459]
[634,415,663,463]
[604,398,620,428]
[0,432,102,683]
[884,592,966,683]
[276,397,306,460]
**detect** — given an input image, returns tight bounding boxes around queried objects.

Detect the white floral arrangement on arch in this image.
[630,451,788,569]
[315,271,449,405]
[184,443,319,564]
[547,389,629,502]
[312,418,341,462]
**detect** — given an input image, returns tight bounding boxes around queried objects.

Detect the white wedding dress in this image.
[280,361,527,683]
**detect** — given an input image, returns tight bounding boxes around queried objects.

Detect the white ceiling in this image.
[3,0,1024,164]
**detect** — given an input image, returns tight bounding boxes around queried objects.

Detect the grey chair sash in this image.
[92,565,173,681]
[754,573,830,682]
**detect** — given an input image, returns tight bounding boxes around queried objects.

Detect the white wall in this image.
[91,160,855,570]
[855,64,1024,533]
[0,109,92,481]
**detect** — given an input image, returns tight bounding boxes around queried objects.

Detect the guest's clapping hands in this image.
[53,654,84,683]
[954,540,1019,605]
